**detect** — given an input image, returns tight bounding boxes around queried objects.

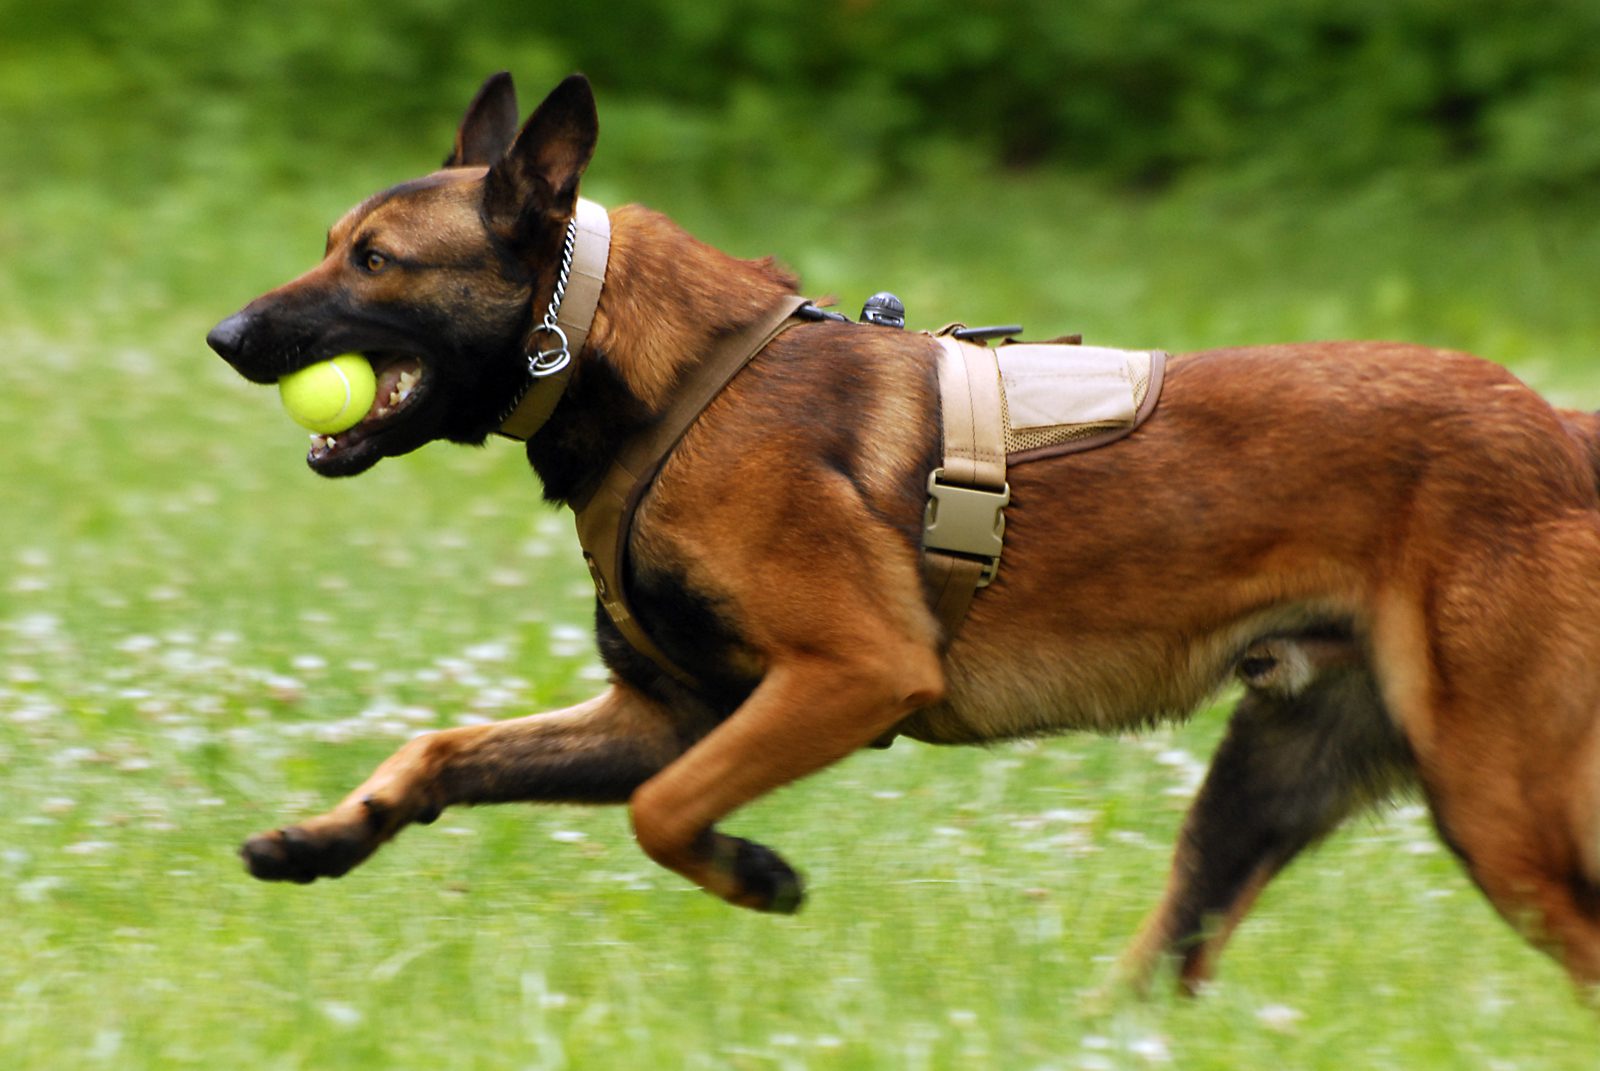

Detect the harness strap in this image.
[498,198,611,441]
[924,335,1011,644]
[571,294,811,687]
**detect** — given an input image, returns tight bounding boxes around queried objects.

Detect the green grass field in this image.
[5,87,1600,1068]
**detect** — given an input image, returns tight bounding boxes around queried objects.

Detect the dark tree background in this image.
[7,0,1600,200]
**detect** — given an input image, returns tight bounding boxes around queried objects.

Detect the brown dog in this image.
[208,72,1600,996]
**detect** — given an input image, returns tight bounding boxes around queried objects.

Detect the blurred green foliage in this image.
[5,0,1600,200]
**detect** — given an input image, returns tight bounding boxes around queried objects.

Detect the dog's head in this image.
[207,73,598,476]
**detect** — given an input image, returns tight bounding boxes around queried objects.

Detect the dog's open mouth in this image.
[303,353,429,474]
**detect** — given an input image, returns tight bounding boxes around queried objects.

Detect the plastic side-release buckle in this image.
[923,468,1010,587]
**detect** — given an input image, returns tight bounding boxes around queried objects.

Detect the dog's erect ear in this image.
[482,74,597,247]
[445,71,520,168]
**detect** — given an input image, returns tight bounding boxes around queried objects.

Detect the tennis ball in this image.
[278,355,377,434]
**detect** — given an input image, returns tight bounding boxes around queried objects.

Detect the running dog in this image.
[207,72,1600,995]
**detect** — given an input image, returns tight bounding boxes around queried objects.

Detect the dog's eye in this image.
[361,250,390,274]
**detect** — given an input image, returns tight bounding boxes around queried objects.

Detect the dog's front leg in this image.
[241,684,684,883]
[629,646,944,913]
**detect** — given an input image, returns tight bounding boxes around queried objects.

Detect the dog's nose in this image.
[206,312,251,363]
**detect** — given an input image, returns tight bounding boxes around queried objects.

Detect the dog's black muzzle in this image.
[206,311,258,375]
[207,291,419,386]
[205,306,309,385]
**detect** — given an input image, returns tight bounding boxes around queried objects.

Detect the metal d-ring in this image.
[528,322,570,376]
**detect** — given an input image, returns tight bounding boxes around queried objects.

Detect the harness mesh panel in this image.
[1000,360,1152,456]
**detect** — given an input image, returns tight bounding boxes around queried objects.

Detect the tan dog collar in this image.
[497,197,611,441]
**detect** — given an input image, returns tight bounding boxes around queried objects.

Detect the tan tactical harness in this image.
[495,198,1165,688]
[566,295,809,687]
[923,335,1010,636]
[921,331,1166,641]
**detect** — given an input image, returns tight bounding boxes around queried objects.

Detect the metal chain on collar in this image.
[527,216,579,377]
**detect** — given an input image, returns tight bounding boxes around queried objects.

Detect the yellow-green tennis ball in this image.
[278,355,377,434]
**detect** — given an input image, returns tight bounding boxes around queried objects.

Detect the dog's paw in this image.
[240,791,437,884]
[239,822,374,884]
[717,835,806,914]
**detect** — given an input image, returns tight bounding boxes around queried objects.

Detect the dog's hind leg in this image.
[1383,521,1600,995]
[241,684,687,883]
[1414,737,1600,993]
[1407,686,1600,992]
[629,644,944,913]
[1117,646,1412,993]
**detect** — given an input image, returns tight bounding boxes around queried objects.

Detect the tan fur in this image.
[588,205,799,410]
